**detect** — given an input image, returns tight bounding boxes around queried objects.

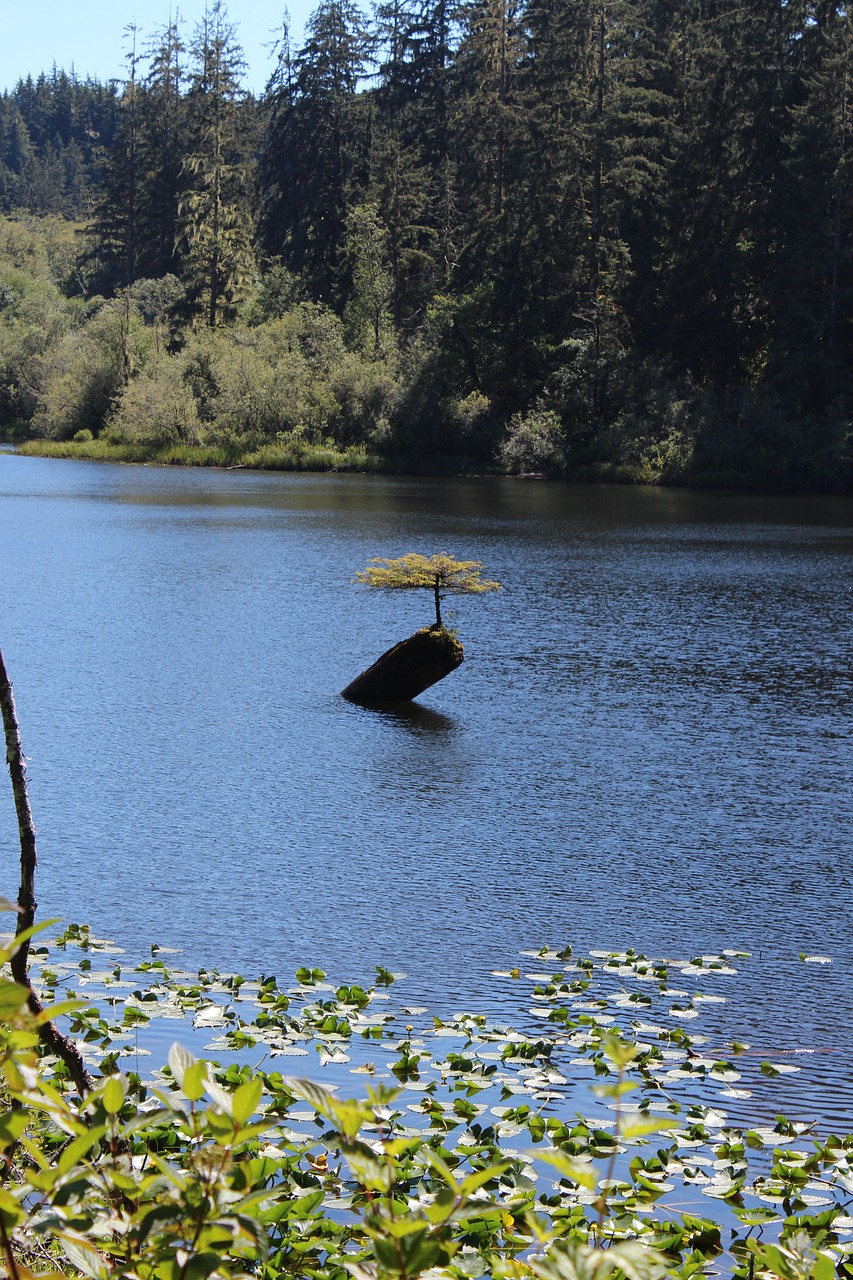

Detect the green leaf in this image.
[536,1148,597,1190]
[591,1079,637,1099]
[343,1145,392,1192]
[289,1188,325,1217]
[135,1204,187,1246]
[732,1207,781,1225]
[205,1106,237,1143]
[0,979,30,1016]
[0,1187,25,1229]
[184,1060,209,1102]
[59,1236,111,1280]
[607,1241,669,1280]
[621,1117,683,1139]
[102,1075,125,1115]
[58,1126,106,1174]
[206,1078,235,1117]
[32,999,87,1024]
[283,1076,338,1120]
[232,1076,264,1126]
[601,1035,639,1070]
[425,1147,460,1192]
[168,1042,196,1087]
[0,1109,29,1146]
[812,1255,837,1280]
[460,1161,511,1196]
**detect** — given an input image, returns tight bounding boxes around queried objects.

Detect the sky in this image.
[0,1,314,96]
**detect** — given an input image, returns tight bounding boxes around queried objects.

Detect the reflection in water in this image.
[352,700,457,735]
[0,454,852,1125]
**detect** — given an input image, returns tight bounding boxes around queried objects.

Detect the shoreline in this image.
[8,437,848,496]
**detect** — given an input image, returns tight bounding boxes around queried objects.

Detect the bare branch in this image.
[0,648,94,1096]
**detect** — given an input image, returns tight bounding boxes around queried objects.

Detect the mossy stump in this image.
[342,625,464,705]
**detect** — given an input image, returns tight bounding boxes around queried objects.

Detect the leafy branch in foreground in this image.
[0,932,850,1280]
[355,553,501,627]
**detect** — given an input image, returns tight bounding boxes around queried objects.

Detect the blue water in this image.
[1,453,851,1122]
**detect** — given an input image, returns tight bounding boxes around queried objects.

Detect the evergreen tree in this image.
[136,16,187,281]
[454,0,523,224]
[179,1,255,326]
[769,3,853,414]
[84,28,141,290]
[258,0,371,300]
[0,107,35,209]
[370,0,443,325]
[649,0,806,388]
[342,200,395,351]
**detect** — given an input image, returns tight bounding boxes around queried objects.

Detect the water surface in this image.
[1,454,851,1122]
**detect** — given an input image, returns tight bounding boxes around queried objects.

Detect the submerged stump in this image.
[342,625,464,704]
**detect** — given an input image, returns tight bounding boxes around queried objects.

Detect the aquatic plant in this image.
[2,654,851,1280]
[0,931,851,1280]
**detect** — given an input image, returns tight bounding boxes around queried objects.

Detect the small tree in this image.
[355,552,501,627]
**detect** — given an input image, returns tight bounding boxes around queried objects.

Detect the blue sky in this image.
[1,2,314,96]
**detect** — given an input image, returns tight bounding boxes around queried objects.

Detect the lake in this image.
[0,452,851,1125]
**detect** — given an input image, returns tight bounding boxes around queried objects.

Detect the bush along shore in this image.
[1,216,851,491]
[0,921,850,1280]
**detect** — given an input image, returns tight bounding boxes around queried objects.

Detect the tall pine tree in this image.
[179,1,255,325]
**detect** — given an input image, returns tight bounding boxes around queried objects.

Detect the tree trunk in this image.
[0,648,94,1097]
[0,649,38,974]
[342,626,463,704]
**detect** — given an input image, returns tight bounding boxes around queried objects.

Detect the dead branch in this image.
[0,647,94,1096]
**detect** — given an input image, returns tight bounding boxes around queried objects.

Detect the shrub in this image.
[31,295,157,439]
[499,407,567,474]
[108,354,202,445]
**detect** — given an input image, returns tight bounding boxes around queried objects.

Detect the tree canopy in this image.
[2,0,853,491]
[355,552,501,625]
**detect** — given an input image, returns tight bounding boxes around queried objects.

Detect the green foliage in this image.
[356,550,502,593]
[106,349,202,445]
[356,552,501,625]
[342,202,396,357]
[177,3,255,327]
[31,293,158,439]
[0,71,117,218]
[499,407,567,474]
[243,259,303,327]
[1,930,852,1280]
[4,0,853,488]
[357,552,501,595]
[0,215,82,426]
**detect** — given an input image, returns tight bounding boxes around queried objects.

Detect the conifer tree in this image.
[768,3,853,417]
[369,0,438,323]
[258,0,371,300]
[80,29,142,291]
[136,16,187,281]
[179,1,255,326]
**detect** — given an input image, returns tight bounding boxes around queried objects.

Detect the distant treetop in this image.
[355,552,501,628]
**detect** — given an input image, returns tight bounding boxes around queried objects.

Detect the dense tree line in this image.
[0,70,118,215]
[1,0,852,489]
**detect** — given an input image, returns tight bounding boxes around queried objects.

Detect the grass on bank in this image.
[17,435,385,472]
[17,438,771,490]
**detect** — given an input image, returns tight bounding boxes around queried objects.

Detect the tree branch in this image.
[0,648,94,1096]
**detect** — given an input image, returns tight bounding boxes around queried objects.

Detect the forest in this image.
[1,0,852,489]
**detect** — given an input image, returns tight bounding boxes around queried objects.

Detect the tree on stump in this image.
[355,552,501,627]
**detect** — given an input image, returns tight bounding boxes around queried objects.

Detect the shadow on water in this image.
[348,699,457,735]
